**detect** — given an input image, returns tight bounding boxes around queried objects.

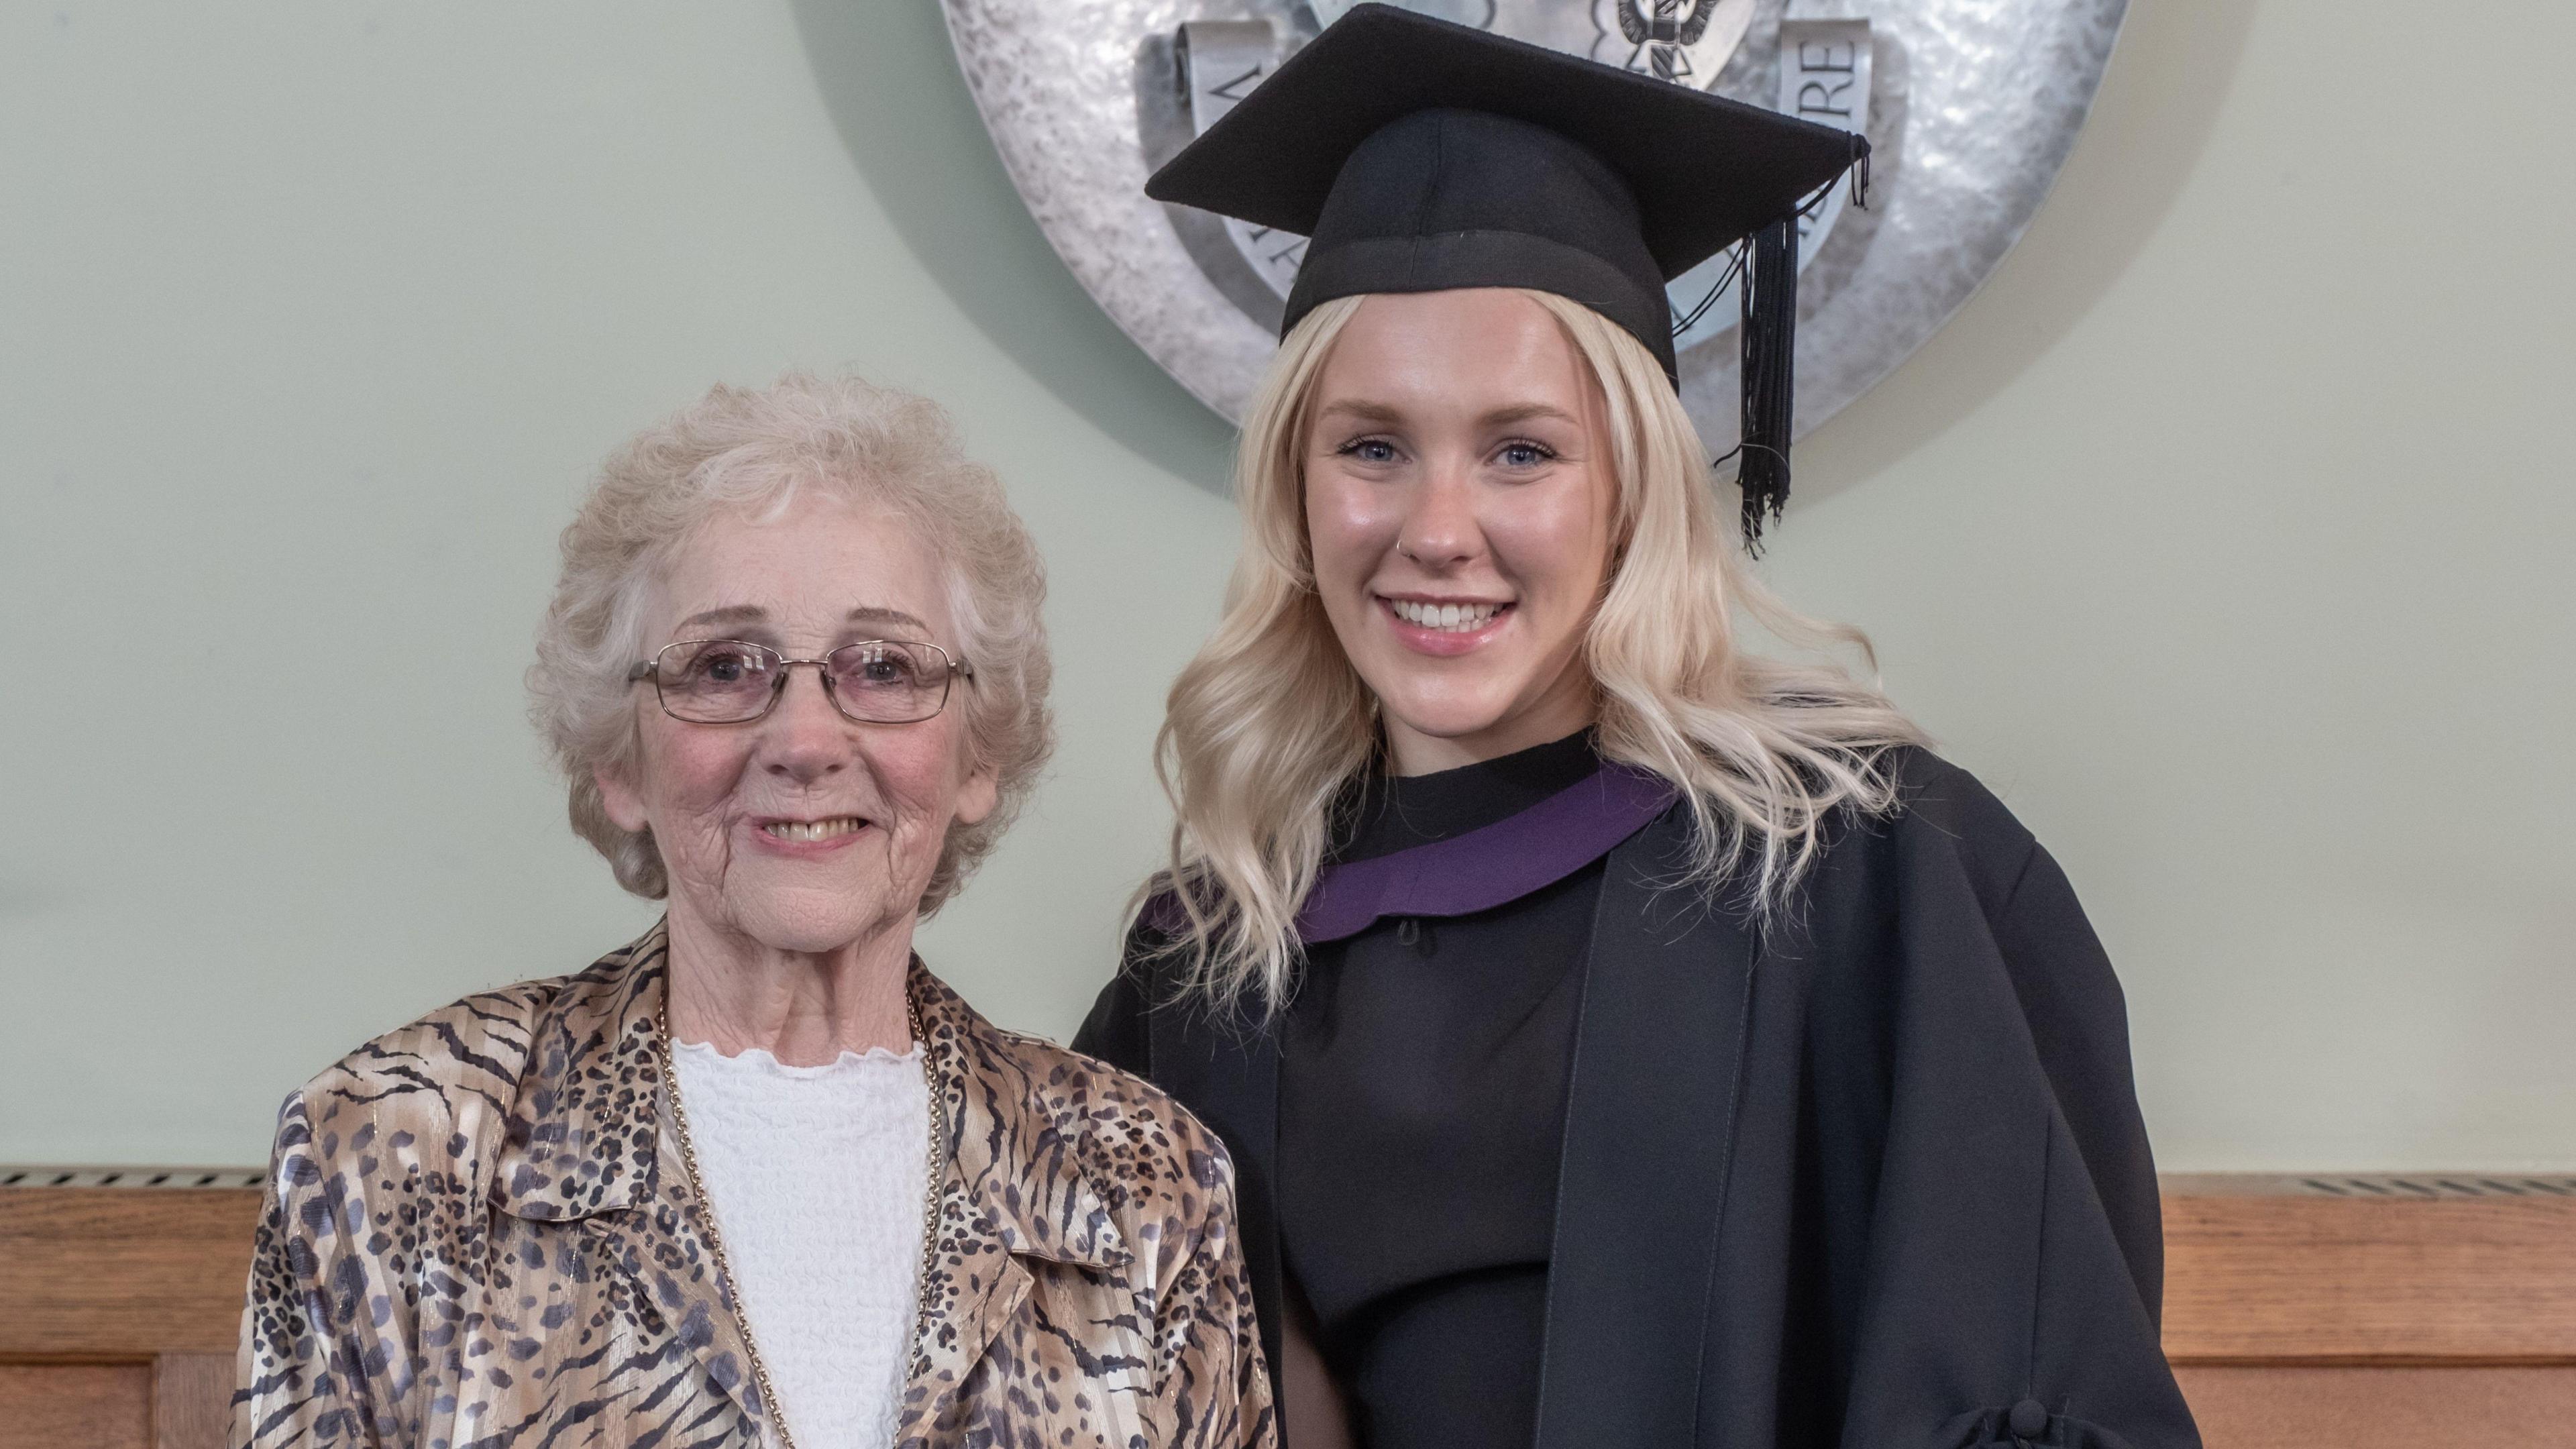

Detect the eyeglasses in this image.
[627,639,973,725]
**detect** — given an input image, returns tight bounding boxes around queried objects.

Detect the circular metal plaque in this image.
[941,0,2127,449]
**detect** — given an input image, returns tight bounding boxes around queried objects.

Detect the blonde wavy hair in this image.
[529,372,1053,916]
[1149,290,1925,1012]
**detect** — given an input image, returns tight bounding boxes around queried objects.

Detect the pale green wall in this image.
[1,1,2567,1172]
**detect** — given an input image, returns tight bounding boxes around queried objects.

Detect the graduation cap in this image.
[1147,3,1870,545]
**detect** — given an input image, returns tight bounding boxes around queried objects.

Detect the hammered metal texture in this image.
[941,0,2127,447]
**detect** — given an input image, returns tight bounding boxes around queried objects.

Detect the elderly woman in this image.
[235,375,1275,1449]
[1077,10,2196,1449]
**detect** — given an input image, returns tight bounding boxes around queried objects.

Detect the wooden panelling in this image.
[0,1363,150,1449]
[2161,1175,2576,1363]
[4,1175,2574,1446]
[2165,1177,2576,1448]
[0,1187,261,1358]
[2176,1365,2576,1447]
[154,1352,234,1449]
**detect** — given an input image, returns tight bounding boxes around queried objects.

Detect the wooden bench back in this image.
[2163,1173,2576,1443]
[4,1170,2572,1447]
[0,1173,258,1449]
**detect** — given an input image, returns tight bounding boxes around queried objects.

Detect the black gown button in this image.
[2006,1399,2050,1440]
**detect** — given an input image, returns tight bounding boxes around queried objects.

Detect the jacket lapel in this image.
[494,929,1153,1444]
[582,1124,776,1431]
[1148,994,1286,1403]
[492,923,775,1434]
[903,968,1140,1438]
[1534,808,1759,1449]
[902,994,1029,1440]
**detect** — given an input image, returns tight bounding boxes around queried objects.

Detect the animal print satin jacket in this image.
[233,923,1275,1448]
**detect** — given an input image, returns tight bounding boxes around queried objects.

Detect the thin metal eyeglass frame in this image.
[626,639,974,725]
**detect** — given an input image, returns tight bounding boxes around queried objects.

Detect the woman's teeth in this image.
[764,818,865,842]
[1387,598,1503,633]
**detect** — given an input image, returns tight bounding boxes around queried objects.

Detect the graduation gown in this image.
[1075,747,2200,1448]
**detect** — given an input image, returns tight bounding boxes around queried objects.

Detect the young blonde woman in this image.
[1075,9,2198,1449]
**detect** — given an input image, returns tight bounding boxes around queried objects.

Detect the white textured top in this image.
[671,1039,932,1449]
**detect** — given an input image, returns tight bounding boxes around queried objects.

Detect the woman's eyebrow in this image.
[1314,399,1405,427]
[671,604,929,635]
[847,604,929,634]
[1479,402,1579,429]
[677,604,765,631]
[1313,400,1578,429]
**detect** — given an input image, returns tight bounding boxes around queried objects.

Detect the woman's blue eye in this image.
[1340,438,1400,464]
[1499,441,1556,468]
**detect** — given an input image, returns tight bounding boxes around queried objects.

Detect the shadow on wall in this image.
[789,0,1238,495]
[1791,0,2261,507]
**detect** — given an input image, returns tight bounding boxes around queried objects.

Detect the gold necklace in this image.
[655,979,949,1449]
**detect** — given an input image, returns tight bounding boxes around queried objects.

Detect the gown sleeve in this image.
[1833,758,2200,1449]
[1071,910,1167,1078]
[1990,839,2169,1326]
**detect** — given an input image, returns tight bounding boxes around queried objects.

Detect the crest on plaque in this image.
[942,0,2127,455]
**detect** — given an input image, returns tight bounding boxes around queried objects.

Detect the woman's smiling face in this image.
[1302,288,1622,773]
[598,493,996,955]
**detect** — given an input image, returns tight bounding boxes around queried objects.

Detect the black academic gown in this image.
[1075,748,2200,1448]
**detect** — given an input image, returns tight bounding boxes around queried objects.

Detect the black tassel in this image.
[1735,216,1799,552]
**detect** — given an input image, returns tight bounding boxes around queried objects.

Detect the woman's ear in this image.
[953,760,1001,828]
[595,763,650,834]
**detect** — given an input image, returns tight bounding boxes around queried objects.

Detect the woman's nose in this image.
[1398,466,1481,569]
[759,667,851,781]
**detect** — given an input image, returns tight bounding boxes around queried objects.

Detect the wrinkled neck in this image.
[661,909,915,1065]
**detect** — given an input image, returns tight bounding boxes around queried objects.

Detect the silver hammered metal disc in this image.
[940,0,2127,449]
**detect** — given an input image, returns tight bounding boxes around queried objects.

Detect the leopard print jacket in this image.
[233,923,1276,1448]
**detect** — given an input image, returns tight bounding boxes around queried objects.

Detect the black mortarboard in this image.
[1146,3,1870,545]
